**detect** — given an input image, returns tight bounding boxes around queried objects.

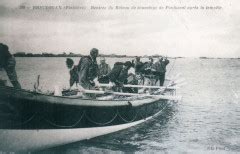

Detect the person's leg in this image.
[5,58,21,89]
[159,73,166,86]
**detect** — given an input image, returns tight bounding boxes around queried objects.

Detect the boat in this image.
[0,83,179,152]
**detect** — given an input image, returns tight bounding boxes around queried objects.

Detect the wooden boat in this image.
[0,85,176,152]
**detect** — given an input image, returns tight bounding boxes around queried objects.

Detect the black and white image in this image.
[0,0,239,153]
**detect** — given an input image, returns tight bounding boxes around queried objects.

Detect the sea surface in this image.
[1,57,240,153]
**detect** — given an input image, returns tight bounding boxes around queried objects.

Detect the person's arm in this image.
[117,68,128,86]
[5,57,21,89]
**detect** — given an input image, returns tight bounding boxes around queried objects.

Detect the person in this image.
[133,56,144,84]
[107,61,133,92]
[143,57,155,75]
[0,43,21,89]
[77,48,99,89]
[134,56,144,75]
[138,57,156,86]
[153,56,170,86]
[65,58,79,88]
[124,73,138,93]
[98,57,111,83]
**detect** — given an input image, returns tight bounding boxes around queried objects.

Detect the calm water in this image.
[2,57,240,153]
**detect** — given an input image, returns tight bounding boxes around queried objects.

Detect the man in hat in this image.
[0,43,21,89]
[98,57,111,83]
[153,56,170,86]
[77,48,99,89]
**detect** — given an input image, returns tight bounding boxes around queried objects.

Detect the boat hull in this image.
[0,86,171,151]
[0,110,163,152]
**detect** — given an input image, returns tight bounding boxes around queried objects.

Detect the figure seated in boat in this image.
[98,57,111,84]
[122,73,138,93]
[103,61,135,92]
[133,57,157,87]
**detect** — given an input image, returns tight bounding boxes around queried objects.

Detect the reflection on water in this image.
[2,57,240,153]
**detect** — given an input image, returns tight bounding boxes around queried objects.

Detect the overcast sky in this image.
[0,0,239,57]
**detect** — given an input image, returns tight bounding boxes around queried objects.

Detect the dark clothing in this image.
[69,65,79,87]
[158,74,166,86]
[5,57,20,87]
[105,62,128,92]
[154,59,169,74]
[0,50,21,89]
[0,48,11,68]
[153,59,170,86]
[106,62,140,92]
[135,61,144,74]
[139,62,154,75]
[107,62,125,85]
[118,68,128,85]
[78,56,98,89]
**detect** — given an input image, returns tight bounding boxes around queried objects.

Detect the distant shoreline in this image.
[13,52,239,59]
[13,56,239,59]
[13,52,184,59]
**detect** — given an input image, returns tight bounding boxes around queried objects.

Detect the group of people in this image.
[66,48,170,94]
[135,56,170,86]
[0,43,170,94]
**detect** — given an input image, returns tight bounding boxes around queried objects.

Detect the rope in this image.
[12,113,37,126]
[117,108,138,123]
[44,111,85,128]
[85,111,118,126]
[151,103,169,120]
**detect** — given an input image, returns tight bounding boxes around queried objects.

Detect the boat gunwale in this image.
[0,86,162,107]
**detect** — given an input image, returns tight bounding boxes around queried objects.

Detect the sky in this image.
[0,0,239,57]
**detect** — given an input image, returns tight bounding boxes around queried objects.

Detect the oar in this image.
[110,92,182,101]
[80,89,182,101]
[98,83,178,90]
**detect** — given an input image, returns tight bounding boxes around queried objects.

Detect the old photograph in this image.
[0,0,239,153]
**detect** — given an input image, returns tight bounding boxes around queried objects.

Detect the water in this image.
[2,57,240,153]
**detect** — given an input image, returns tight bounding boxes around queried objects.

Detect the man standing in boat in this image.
[78,48,99,89]
[0,43,21,89]
[154,56,170,86]
[98,57,111,83]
